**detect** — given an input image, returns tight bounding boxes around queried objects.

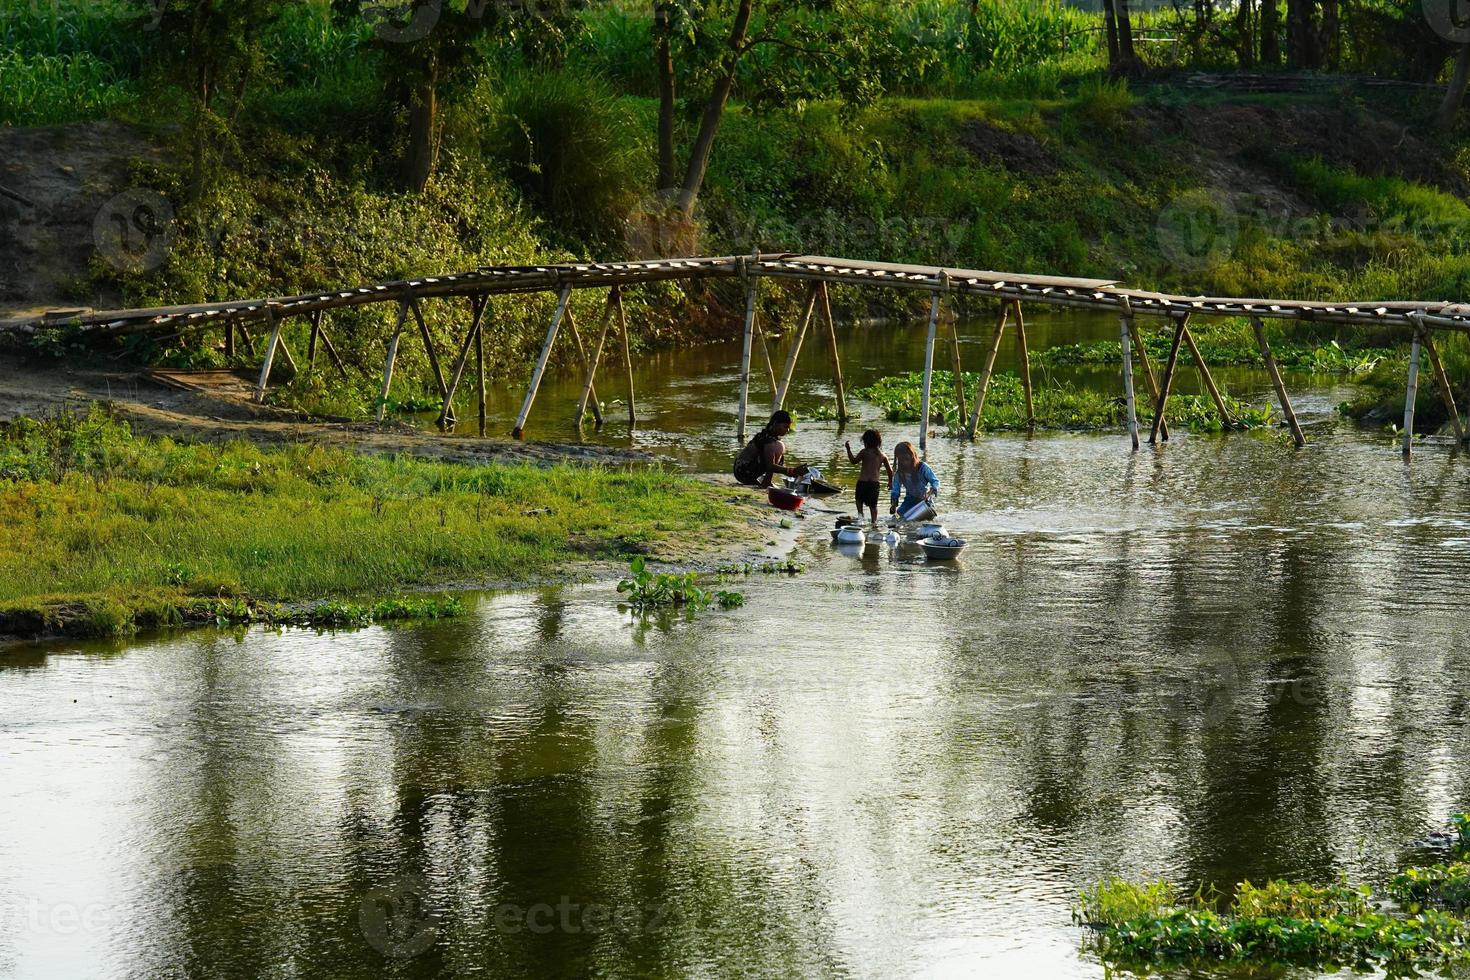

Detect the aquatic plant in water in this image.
[1078,815,1470,977]
[617,557,743,612]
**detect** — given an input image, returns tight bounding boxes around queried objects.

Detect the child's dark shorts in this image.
[855,480,880,510]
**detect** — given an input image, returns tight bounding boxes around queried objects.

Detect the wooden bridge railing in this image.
[5,252,1469,458]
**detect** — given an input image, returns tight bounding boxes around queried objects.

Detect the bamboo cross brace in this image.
[966,303,1010,439]
[1251,316,1306,448]
[613,286,635,426]
[1012,300,1035,427]
[817,281,847,423]
[1128,317,1170,442]
[313,312,350,380]
[439,294,490,428]
[576,291,618,426]
[409,298,449,399]
[949,316,968,426]
[1422,329,1466,444]
[754,310,777,398]
[376,299,412,422]
[1179,316,1231,428]
[773,284,819,410]
[1148,317,1186,445]
[254,305,284,404]
[563,304,604,427]
[513,285,572,439]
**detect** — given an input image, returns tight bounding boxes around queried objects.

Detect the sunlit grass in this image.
[0,408,733,609]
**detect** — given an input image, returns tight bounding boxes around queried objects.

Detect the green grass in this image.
[0,408,737,635]
[854,369,1274,433]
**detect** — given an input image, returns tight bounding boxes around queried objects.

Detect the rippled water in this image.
[5,313,1470,979]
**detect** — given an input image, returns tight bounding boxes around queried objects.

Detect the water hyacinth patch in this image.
[854,370,1274,433]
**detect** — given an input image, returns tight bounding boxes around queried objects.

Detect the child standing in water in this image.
[845,429,892,525]
[890,440,940,519]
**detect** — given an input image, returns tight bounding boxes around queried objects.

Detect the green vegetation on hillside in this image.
[3,0,1470,419]
[0,408,738,636]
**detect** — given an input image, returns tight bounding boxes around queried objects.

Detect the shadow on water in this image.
[5,312,1470,978]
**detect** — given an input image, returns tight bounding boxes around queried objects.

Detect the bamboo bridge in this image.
[6,252,1470,458]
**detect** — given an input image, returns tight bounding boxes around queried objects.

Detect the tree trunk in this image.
[654,2,676,192]
[1114,0,1137,67]
[675,0,753,215]
[1286,0,1319,69]
[400,69,439,193]
[1440,43,1470,129]
[1235,0,1255,68]
[1104,0,1120,67]
[1260,0,1280,65]
[1318,0,1338,68]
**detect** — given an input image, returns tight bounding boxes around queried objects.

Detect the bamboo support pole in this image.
[1180,318,1231,428]
[948,318,968,426]
[409,298,449,399]
[918,290,943,451]
[1120,314,1140,452]
[1148,317,1186,445]
[754,313,777,398]
[563,305,604,427]
[1128,317,1170,442]
[966,304,1010,439]
[817,281,848,423]
[1251,316,1306,448]
[376,299,411,422]
[1422,329,1466,444]
[307,309,322,368]
[737,276,757,442]
[613,287,635,426]
[1013,300,1035,426]
[476,302,487,437]
[576,292,616,426]
[512,285,571,439]
[224,321,234,359]
[774,284,819,410]
[1403,329,1423,458]
[439,294,489,428]
[237,324,256,357]
[254,305,283,404]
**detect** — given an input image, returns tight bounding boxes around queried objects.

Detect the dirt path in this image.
[0,351,653,466]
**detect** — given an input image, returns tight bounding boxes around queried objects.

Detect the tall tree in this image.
[148,0,285,198]
[1104,0,1139,73]
[1260,0,1281,65]
[1440,44,1470,129]
[652,0,884,217]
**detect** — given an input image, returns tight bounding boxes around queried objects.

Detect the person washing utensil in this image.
[844,429,892,526]
[889,441,940,521]
[733,410,810,488]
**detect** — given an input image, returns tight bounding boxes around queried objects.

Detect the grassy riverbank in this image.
[0,408,739,638]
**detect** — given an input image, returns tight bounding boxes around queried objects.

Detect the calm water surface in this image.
[5,312,1470,979]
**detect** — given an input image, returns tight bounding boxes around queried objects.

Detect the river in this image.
[4,312,1470,978]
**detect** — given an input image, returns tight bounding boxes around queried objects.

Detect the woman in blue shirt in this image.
[889,440,940,517]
